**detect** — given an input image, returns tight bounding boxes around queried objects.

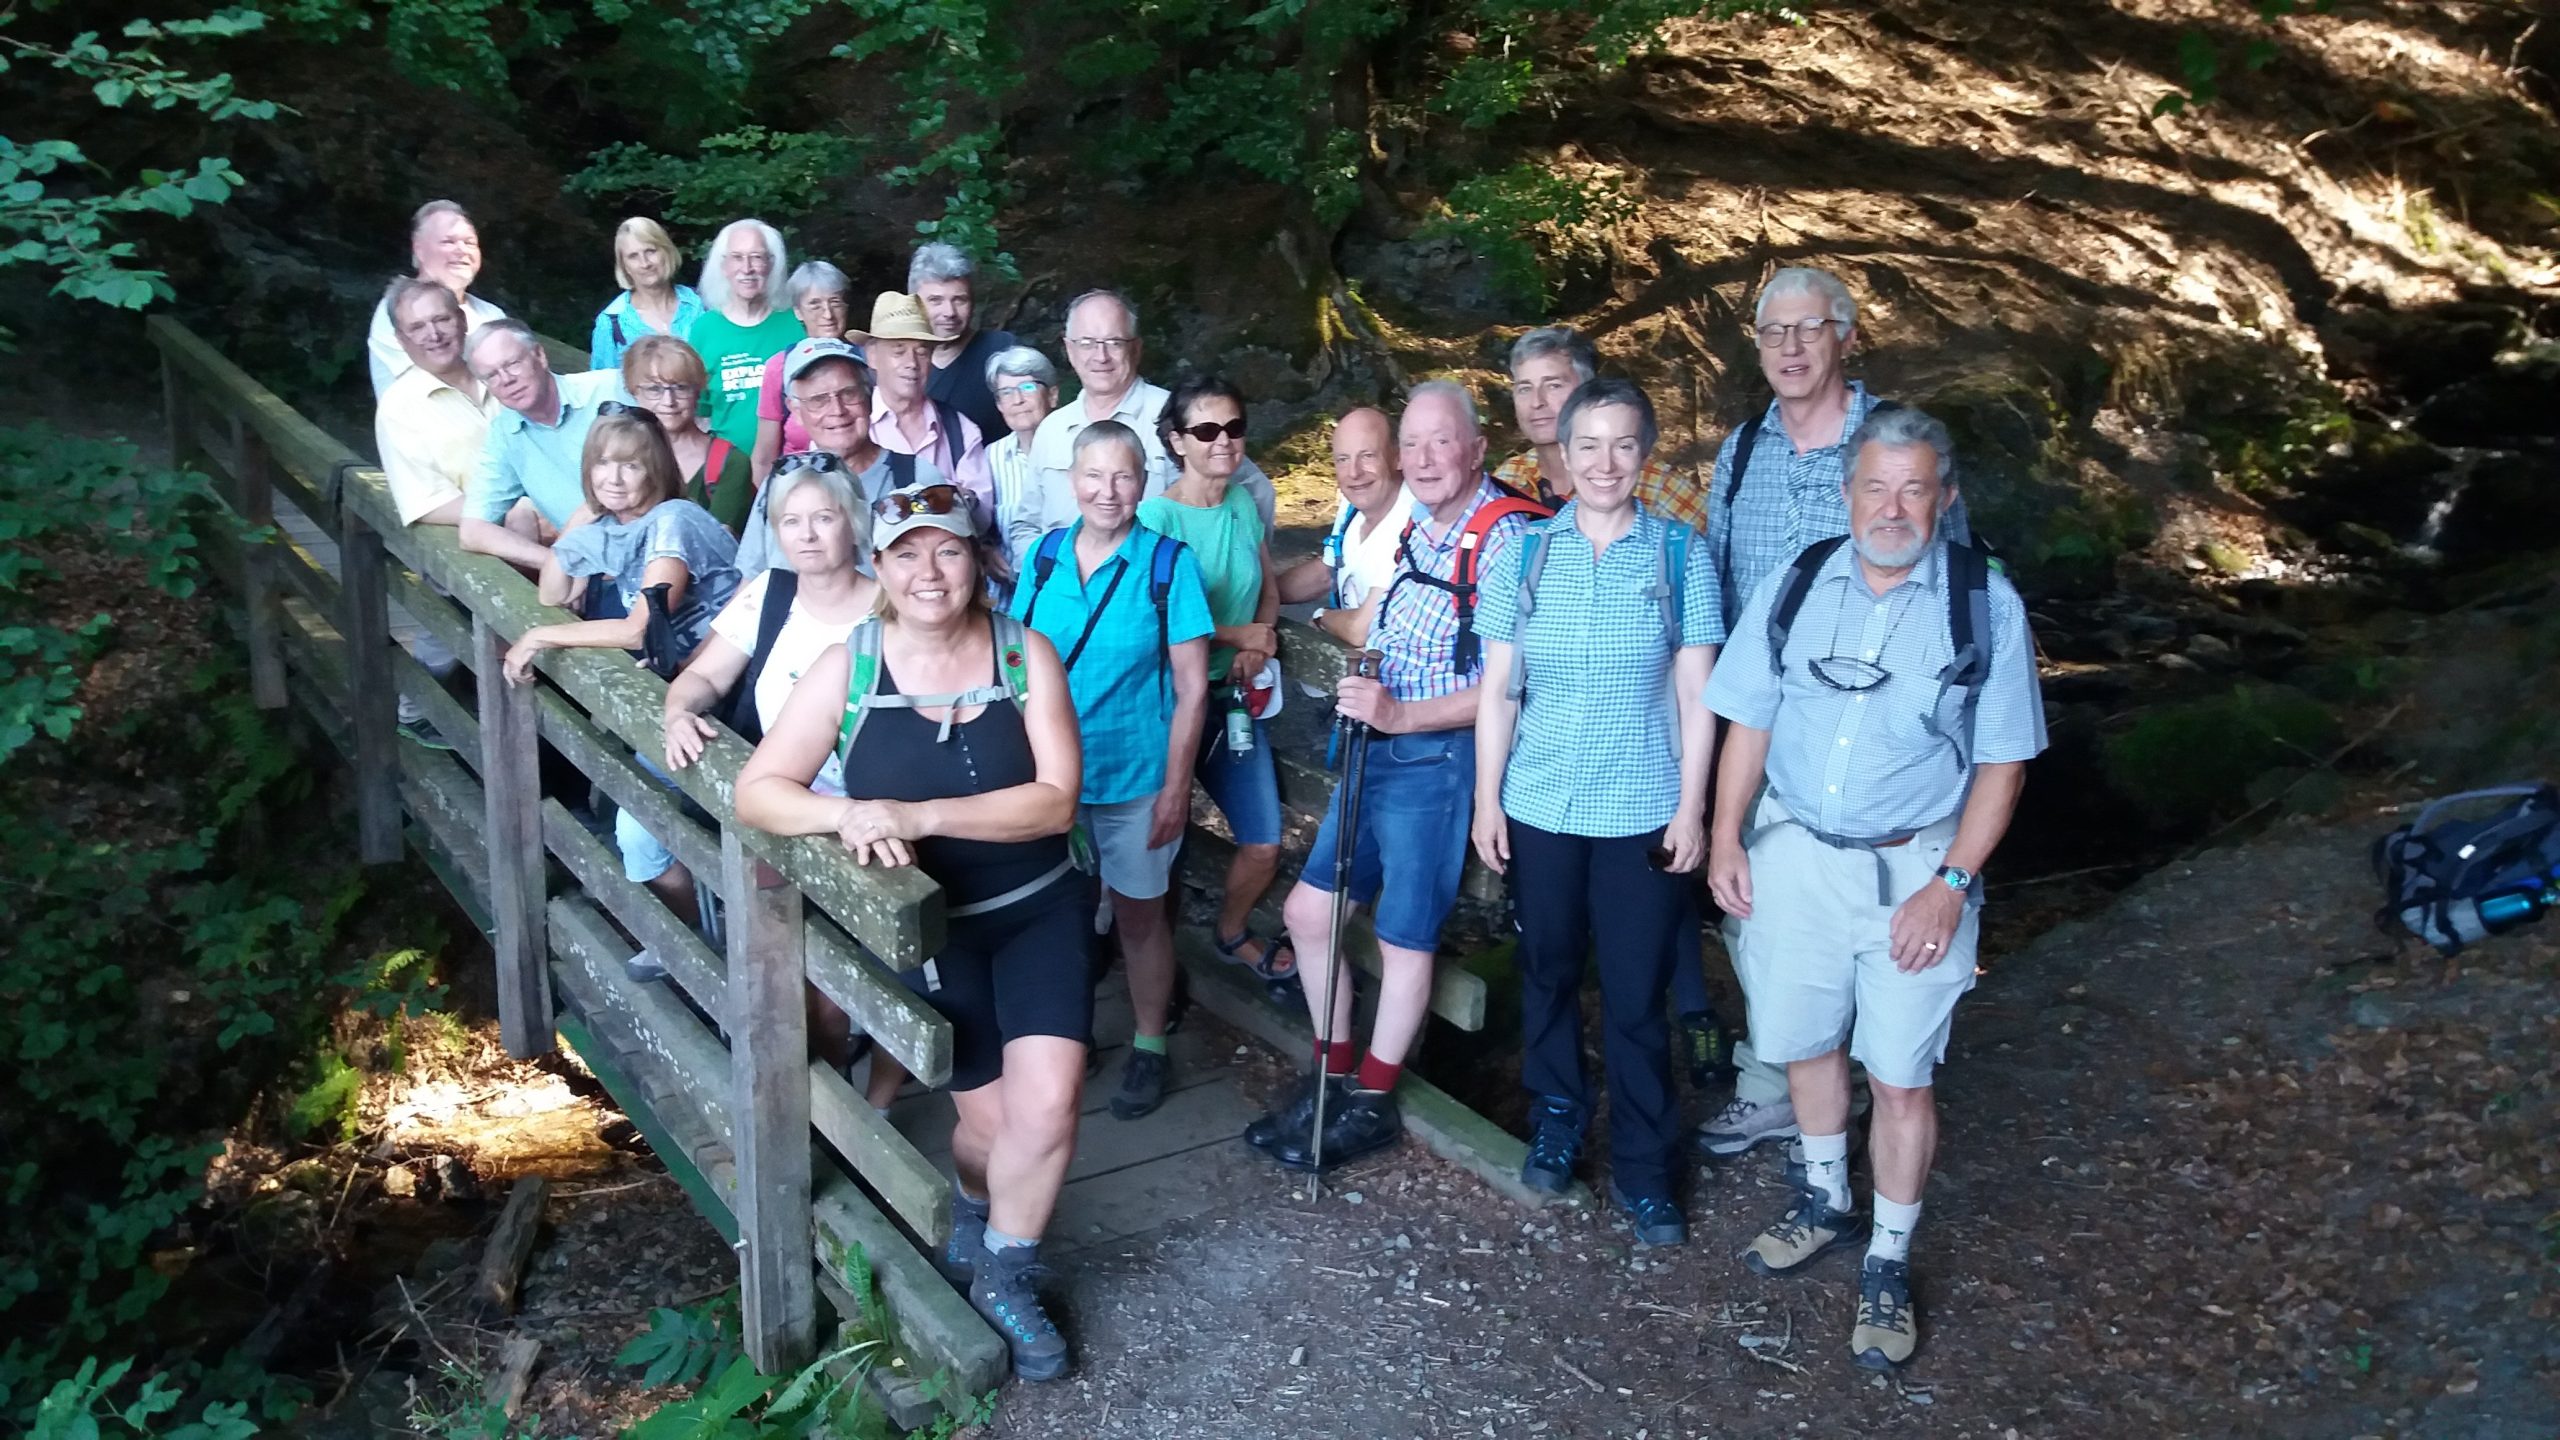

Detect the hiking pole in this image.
[1307,649,1382,1201]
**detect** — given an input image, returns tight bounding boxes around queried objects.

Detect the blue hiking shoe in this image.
[1519,1097,1583,1196]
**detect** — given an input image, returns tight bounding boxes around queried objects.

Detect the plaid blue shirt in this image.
[1704,537,2046,837]
[1707,383,1972,624]
[1371,478,1537,707]
[1009,522,1214,806]
[1476,504,1726,837]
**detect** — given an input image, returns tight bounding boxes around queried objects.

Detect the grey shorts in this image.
[1082,795,1181,901]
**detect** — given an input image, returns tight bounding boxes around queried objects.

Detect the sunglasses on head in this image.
[873,484,968,522]
[772,450,848,478]
[597,401,662,426]
[1173,417,1247,443]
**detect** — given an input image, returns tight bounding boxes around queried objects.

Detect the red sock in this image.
[1315,1038,1358,1077]
[1356,1053,1402,1094]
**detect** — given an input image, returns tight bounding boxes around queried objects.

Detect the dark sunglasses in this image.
[597,401,662,426]
[1172,418,1247,443]
[873,484,967,522]
[772,450,848,479]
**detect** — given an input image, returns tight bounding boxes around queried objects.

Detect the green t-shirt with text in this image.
[688,310,805,450]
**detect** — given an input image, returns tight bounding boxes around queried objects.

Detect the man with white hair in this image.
[373,276,494,749]
[457,320,629,571]
[1246,381,1546,1174]
[911,242,1018,440]
[1704,404,2043,1369]
[1026,289,1273,539]
[1696,264,1975,1161]
[365,200,504,398]
[685,218,802,450]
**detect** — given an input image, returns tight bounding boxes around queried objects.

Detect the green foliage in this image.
[618,1293,750,1389]
[1420,163,1639,307]
[569,127,865,230]
[0,9,274,311]
[615,1288,892,1439]
[2101,683,2344,828]
[2153,0,2334,115]
[26,1357,259,1440]
[405,1359,552,1440]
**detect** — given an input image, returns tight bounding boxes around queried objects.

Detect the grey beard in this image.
[1852,528,1928,570]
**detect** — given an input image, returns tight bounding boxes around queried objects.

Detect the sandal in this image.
[1215,928,1297,982]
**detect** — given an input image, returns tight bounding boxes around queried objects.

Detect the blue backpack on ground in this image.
[2374,784,2560,954]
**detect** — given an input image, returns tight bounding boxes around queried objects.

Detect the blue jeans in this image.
[1299,729,1476,953]
[1194,707,1282,847]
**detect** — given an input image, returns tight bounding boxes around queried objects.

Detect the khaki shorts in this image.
[1729,795,1978,1090]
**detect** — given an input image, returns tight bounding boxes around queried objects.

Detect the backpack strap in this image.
[1022,526,1072,630]
[1321,505,1355,608]
[1716,416,1765,611]
[885,450,917,491]
[703,436,735,493]
[725,570,800,744]
[840,613,1029,753]
[1924,541,1994,773]
[835,617,887,768]
[1502,520,1554,704]
[1766,534,1849,676]
[1147,532,1187,688]
[1656,522,1691,761]
[992,611,1032,706]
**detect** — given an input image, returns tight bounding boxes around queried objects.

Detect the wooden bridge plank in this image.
[724,831,817,1373]
[539,798,729,1015]
[806,1061,949,1244]
[802,921,952,1090]
[341,507,404,863]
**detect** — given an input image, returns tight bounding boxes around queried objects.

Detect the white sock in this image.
[983,1225,1037,1254]
[1869,1194,1922,1264]
[1800,1131,1851,1211]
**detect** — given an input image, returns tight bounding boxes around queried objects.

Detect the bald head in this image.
[1330,406,1398,517]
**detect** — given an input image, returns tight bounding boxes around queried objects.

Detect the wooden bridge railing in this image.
[147,316,1004,1394]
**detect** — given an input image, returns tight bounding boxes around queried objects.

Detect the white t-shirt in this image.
[709,571,863,795]
[1329,488,1415,609]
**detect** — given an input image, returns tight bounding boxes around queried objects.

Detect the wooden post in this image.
[475,617,552,1057]
[231,429,290,710]
[723,825,815,1373]
[339,508,404,863]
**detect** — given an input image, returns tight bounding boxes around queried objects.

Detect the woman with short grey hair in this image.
[750,260,855,479]
[983,344,1061,563]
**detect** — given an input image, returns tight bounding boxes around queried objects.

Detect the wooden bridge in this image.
[147,316,1563,1419]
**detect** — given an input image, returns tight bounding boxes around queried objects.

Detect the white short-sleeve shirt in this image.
[708,571,862,795]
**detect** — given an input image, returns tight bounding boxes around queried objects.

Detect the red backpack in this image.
[1387,478,1554,674]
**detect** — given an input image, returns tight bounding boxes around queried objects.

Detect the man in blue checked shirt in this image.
[1244,381,1542,1174]
[1703,405,2045,1371]
[1696,265,1975,1163]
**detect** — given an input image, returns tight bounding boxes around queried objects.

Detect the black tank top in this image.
[842,619,1070,910]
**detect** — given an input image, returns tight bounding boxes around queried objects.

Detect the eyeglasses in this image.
[1808,656,1892,692]
[480,355,539,382]
[597,401,662,426]
[1001,380,1046,395]
[873,484,967,522]
[631,381,698,400]
[792,384,867,414]
[1751,319,1842,349]
[727,251,773,269]
[1172,418,1247,443]
[1068,337,1134,356]
[772,451,848,479]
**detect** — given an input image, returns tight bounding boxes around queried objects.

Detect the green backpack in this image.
[834,612,1034,765]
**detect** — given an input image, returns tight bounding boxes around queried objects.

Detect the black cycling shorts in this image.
[908,875,1097,1092]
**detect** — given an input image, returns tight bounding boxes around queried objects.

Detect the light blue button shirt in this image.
[466,370,631,528]
[1475,504,1725,837]
[1704,538,2046,837]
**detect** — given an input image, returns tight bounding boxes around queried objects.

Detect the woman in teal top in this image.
[685,217,804,450]
[1135,375,1291,991]
[589,216,704,369]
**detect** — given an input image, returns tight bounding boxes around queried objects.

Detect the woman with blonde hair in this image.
[589,217,703,369]
[621,334,755,534]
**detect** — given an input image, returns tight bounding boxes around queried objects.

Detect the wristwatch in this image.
[1936,864,1975,893]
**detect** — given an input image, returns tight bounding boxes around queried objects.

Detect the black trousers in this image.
[1511,818,1685,1195]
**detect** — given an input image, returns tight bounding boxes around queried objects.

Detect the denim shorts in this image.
[1193,708,1283,847]
[614,750,685,884]
[1298,729,1476,953]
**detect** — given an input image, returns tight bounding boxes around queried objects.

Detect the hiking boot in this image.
[1609,1180,1687,1247]
[397,715,453,751]
[1850,1258,1920,1369]
[1696,1094,1798,1158]
[968,1244,1069,1382]
[1519,1097,1583,1196]
[1679,1010,1735,1088]
[1110,1048,1169,1121]
[1272,1087,1402,1172]
[1742,1190,1864,1277]
[1244,1071,1341,1152]
[935,1201,986,1289]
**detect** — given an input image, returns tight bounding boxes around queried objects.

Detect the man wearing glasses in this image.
[733,338,903,575]
[1695,265,1974,1163]
[1026,290,1274,540]
[458,320,632,572]
[1702,405,2043,1370]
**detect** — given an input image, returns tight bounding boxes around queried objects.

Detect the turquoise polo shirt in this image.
[1009,522,1214,806]
[466,370,630,528]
